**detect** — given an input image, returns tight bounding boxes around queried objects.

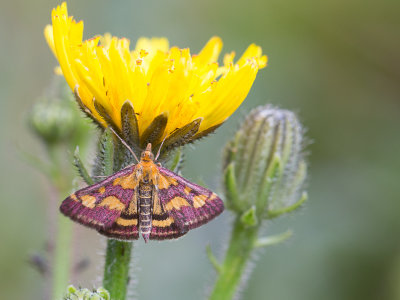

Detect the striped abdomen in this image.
[138,182,153,242]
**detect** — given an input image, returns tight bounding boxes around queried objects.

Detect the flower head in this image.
[45,2,267,155]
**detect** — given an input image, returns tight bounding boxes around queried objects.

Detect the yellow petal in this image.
[44,25,56,57]
[194,36,223,65]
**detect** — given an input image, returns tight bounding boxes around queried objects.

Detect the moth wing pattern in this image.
[149,189,189,240]
[97,189,140,240]
[60,165,139,237]
[150,166,224,239]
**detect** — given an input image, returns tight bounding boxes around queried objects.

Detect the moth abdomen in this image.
[138,183,153,242]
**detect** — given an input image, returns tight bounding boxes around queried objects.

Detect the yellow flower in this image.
[44,2,267,151]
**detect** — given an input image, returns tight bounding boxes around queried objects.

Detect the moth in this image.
[60,140,224,242]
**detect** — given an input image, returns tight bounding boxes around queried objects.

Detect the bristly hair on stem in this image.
[87,126,133,300]
[91,129,114,180]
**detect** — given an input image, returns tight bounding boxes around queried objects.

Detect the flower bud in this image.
[64,285,110,300]
[29,98,76,145]
[223,105,307,223]
[29,76,93,147]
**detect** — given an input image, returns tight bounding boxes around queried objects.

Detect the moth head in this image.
[141,143,155,162]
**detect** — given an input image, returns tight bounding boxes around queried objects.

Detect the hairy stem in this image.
[101,131,133,300]
[209,218,259,300]
[103,240,133,299]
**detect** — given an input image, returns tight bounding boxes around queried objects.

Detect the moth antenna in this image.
[155,135,168,161]
[108,126,140,163]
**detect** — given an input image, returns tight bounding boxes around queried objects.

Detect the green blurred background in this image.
[1,0,400,299]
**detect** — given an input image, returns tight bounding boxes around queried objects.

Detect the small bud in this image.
[64,285,110,300]
[29,76,93,147]
[29,98,75,145]
[223,105,307,220]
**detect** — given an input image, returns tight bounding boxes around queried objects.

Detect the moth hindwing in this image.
[60,144,224,242]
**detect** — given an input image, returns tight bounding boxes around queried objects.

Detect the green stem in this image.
[209,218,260,300]
[101,129,133,300]
[47,143,74,300]
[52,212,73,300]
[103,240,133,300]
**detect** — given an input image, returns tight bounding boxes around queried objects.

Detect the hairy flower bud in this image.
[29,77,92,147]
[223,105,307,224]
[64,285,110,300]
[29,98,76,144]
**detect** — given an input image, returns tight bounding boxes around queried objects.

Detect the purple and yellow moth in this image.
[60,143,224,242]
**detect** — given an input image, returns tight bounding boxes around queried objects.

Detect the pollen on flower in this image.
[45,1,267,151]
[139,49,149,57]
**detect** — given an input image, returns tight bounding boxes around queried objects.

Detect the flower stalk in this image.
[209,218,259,300]
[53,211,73,300]
[47,143,74,300]
[103,240,133,300]
[90,128,134,300]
